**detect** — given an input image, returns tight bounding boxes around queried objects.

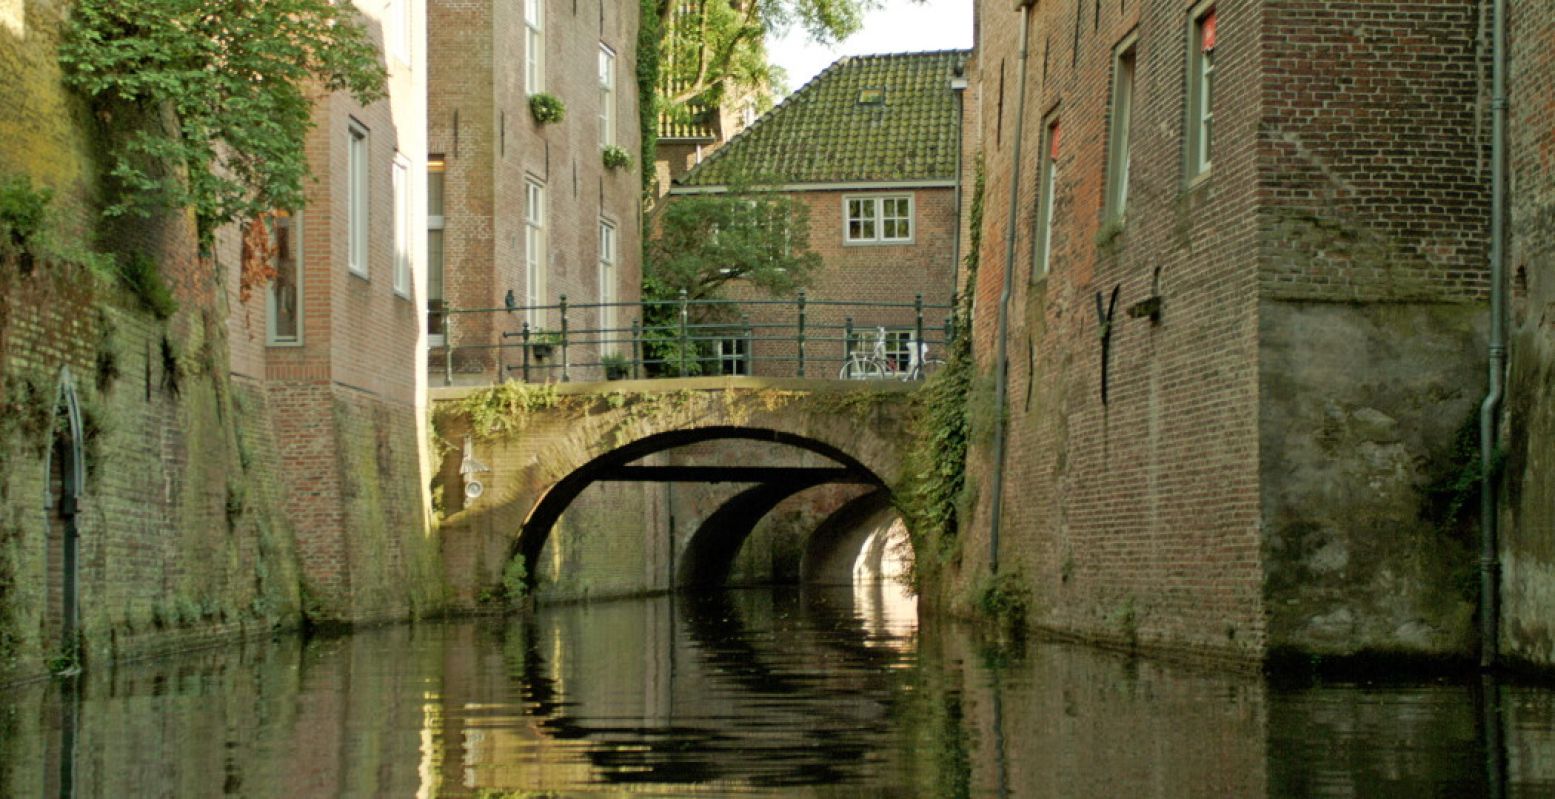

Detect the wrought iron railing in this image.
[434,291,956,386]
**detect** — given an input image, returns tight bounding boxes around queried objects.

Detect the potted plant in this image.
[602,352,630,380]
[602,145,633,171]
[529,93,565,124]
[528,328,561,359]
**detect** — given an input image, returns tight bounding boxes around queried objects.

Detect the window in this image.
[392,154,410,297]
[844,195,913,244]
[347,121,369,278]
[384,0,410,64]
[427,158,446,345]
[525,178,546,329]
[1187,2,1216,181]
[598,46,616,147]
[598,219,617,354]
[1033,119,1059,280]
[717,337,748,376]
[1106,35,1137,221]
[266,213,302,345]
[525,0,544,95]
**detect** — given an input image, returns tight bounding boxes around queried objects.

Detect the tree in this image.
[643,188,822,373]
[647,190,821,301]
[59,0,386,246]
[658,0,904,114]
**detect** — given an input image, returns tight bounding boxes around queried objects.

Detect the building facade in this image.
[225,0,442,623]
[428,0,643,382]
[961,0,1491,662]
[669,50,969,378]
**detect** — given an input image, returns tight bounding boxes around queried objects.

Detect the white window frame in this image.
[347,120,369,278]
[1033,118,1059,281]
[427,158,446,346]
[1186,0,1216,183]
[1106,33,1138,221]
[599,45,616,148]
[392,154,411,297]
[717,337,749,376]
[266,213,303,346]
[525,0,544,96]
[843,194,914,245]
[525,178,547,329]
[598,218,617,354]
[384,0,411,65]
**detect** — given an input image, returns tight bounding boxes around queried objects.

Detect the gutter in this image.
[1479,0,1507,670]
[987,0,1035,575]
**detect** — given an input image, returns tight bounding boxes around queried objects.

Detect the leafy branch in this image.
[59,0,387,246]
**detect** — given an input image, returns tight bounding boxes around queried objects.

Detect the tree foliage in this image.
[59,0,387,244]
[646,190,820,301]
[657,0,902,114]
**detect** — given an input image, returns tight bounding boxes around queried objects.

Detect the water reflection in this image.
[2,589,1554,797]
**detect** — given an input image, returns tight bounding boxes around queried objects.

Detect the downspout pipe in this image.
[988,1,1034,575]
[950,69,969,301]
[1479,0,1508,670]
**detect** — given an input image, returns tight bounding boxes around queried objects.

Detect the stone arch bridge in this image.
[431,376,919,605]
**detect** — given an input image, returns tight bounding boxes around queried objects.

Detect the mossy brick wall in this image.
[1254,2,1490,658]
[0,271,305,682]
[1501,0,1555,669]
[963,0,1267,662]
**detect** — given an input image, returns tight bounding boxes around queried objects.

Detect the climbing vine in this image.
[638,0,661,197]
[896,156,984,580]
[58,0,386,255]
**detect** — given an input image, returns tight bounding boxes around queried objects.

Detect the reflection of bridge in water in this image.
[433,376,921,605]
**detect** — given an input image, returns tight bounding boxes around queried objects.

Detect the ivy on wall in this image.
[897,156,984,584]
[57,0,386,257]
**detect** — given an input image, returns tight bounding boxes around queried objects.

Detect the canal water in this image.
[3,583,1553,797]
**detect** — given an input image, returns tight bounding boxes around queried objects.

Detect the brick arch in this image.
[514,426,886,587]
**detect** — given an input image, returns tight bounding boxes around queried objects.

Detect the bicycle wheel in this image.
[840,357,886,380]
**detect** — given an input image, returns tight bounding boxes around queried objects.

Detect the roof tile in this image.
[677,50,968,187]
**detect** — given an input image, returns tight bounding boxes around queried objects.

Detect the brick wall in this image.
[964,0,1267,661]
[964,0,1492,662]
[1502,0,1555,669]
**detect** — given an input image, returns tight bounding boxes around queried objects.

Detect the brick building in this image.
[960,0,1491,662]
[225,0,442,623]
[669,50,969,377]
[428,0,643,382]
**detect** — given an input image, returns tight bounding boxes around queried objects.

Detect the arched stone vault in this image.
[431,377,916,603]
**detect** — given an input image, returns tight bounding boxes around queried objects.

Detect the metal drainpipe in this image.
[988,1,1034,575]
[950,71,969,301]
[1479,0,1508,670]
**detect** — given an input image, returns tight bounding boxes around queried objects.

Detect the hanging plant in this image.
[602,145,633,171]
[529,93,566,124]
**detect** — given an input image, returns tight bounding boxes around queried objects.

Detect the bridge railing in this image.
[433,292,956,386]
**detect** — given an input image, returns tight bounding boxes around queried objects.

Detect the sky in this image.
[766,0,974,95]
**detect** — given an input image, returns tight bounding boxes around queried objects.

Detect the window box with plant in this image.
[529,93,565,124]
[527,327,561,359]
[602,145,632,171]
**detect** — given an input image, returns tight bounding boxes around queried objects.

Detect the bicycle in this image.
[839,327,946,381]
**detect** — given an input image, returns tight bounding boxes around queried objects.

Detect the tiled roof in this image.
[676,50,968,188]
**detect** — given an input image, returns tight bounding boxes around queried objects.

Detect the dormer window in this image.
[857,87,885,105]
